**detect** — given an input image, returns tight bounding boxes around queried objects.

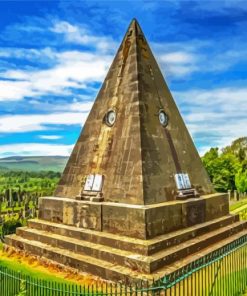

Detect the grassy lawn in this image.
[0,245,100,286]
[0,256,69,284]
[230,198,247,212]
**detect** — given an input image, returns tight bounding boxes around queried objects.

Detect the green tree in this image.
[235,160,247,193]
[235,170,247,193]
[202,150,240,192]
[202,148,219,180]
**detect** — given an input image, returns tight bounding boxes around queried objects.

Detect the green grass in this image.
[0,258,65,283]
[0,255,83,285]
[230,199,247,212]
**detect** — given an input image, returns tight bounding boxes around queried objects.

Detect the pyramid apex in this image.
[130,18,138,24]
[128,18,141,30]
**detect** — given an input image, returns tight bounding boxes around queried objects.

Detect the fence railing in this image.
[156,234,247,295]
[1,233,247,295]
[1,204,247,295]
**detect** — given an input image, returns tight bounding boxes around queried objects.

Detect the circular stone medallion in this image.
[159,110,168,127]
[105,110,116,126]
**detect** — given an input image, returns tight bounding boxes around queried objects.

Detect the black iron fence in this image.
[1,198,247,295]
[0,233,247,295]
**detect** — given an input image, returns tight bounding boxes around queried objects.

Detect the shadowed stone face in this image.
[55,19,214,204]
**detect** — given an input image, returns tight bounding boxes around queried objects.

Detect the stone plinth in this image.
[38,193,229,239]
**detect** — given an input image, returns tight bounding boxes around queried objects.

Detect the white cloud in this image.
[0,80,34,101]
[164,64,198,76]
[174,87,247,154]
[0,20,117,102]
[38,135,62,140]
[0,143,73,157]
[69,101,93,112]
[0,47,56,60]
[153,44,201,77]
[158,51,198,76]
[0,50,112,101]
[0,112,88,133]
[51,21,117,52]
[153,39,247,77]
[160,52,195,64]
[1,20,245,104]
[25,98,94,114]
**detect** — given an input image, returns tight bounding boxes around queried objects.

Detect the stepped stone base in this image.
[4,193,247,282]
[5,216,247,282]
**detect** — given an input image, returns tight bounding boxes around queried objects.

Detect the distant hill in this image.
[0,156,68,172]
[1,137,245,173]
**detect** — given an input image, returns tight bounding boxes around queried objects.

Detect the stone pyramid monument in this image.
[6,19,247,282]
[55,19,213,204]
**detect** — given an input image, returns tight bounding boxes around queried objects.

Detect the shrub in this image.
[2,220,22,236]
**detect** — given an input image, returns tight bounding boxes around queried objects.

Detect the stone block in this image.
[102,204,146,239]
[145,203,183,239]
[39,197,102,231]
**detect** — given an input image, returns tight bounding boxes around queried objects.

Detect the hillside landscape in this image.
[0,137,246,193]
[0,156,68,172]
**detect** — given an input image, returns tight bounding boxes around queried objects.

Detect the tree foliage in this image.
[202,137,247,192]
[0,170,61,196]
[235,160,247,193]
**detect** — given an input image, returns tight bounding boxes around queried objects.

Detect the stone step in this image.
[16,227,152,273]
[4,234,149,283]
[149,220,247,272]
[15,219,247,273]
[5,223,247,283]
[146,214,239,255]
[27,214,238,256]
[28,219,148,255]
[154,229,247,277]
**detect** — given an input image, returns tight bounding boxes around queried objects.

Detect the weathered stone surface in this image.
[38,198,63,223]
[55,18,214,204]
[146,203,183,238]
[6,218,247,282]
[205,193,229,220]
[26,214,239,256]
[102,203,146,239]
[145,193,229,239]
[39,197,102,231]
[38,193,229,239]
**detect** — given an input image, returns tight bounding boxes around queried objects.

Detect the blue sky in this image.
[0,0,246,157]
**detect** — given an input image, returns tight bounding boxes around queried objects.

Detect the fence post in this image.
[234,190,239,201]
[228,190,232,201]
